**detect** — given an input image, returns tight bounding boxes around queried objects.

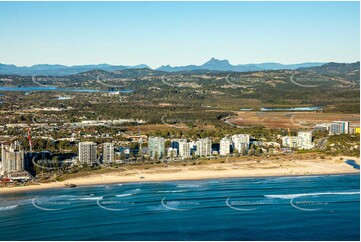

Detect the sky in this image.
[0,1,359,68]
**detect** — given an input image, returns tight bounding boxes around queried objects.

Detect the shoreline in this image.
[1,155,359,195]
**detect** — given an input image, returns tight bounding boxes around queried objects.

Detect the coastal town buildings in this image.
[195,138,212,157]
[148,136,165,159]
[178,140,191,158]
[298,131,314,149]
[103,142,114,163]
[282,131,314,149]
[282,136,302,149]
[231,134,250,153]
[167,147,177,158]
[329,121,350,135]
[0,141,25,176]
[78,142,97,164]
[220,137,231,156]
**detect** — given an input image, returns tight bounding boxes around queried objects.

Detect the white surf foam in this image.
[158,190,188,193]
[265,191,360,199]
[115,193,133,197]
[0,205,18,211]
[176,184,200,188]
[69,196,103,201]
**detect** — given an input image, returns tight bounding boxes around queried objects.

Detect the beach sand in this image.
[1,155,359,194]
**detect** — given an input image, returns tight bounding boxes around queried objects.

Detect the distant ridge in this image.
[157,58,326,72]
[0,63,150,76]
[1,58,354,76]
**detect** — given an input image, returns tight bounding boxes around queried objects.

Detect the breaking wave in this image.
[158,190,189,193]
[115,193,133,197]
[265,191,360,199]
[0,205,18,211]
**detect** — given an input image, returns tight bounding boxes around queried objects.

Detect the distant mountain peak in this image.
[204,57,230,65]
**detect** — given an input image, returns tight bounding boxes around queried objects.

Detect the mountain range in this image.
[0,63,149,76]
[0,58,342,76]
[157,58,326,72]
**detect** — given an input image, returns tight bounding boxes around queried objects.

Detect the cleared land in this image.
[228,111,360,129]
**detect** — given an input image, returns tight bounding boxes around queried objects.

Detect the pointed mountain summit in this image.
[201,58,233,70]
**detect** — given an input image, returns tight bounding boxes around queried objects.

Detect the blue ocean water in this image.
[0,174,359,241]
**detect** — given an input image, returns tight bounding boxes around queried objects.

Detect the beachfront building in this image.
[102,142,114,163]
[329,121,350,135]
[78,142,97,164]
[298,131,314,149]
[220,137,231,156]
[148,136,165,159]
[167,147,177,158]
[0,141,25,176]
[170,139,188,156]
[231,134,250,154]
[178,140,191,158]
[282,131,314,150]
[282,136,302,149]
[195,138,212,157]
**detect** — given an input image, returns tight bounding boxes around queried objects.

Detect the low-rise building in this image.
[329,121,350,135]
[282,136,302,149]
[167,147,177,158]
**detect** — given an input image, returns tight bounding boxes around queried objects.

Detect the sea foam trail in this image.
[157,190,188,193]
[177,184,200,188]
[265,191,360,199]
[0,205,18,211]
[69,196,103,201]
[115,194,133,197]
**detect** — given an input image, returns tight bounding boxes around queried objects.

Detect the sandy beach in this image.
[1,155,359,194]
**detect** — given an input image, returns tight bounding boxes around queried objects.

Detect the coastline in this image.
[1,155,359,194]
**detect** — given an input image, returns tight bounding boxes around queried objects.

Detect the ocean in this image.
[0,174,359,241]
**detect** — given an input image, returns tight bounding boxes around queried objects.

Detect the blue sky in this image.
[0,1,359,68]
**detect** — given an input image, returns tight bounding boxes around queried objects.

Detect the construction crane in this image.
[26,127,33,153]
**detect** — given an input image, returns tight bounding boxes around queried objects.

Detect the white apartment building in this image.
[282,136,302,148]
[148,136,165,159]
[298,131,314,149]
[220,137,231,156]
[103,142,114,163]
[329,121,350,135]
[167,147,177,158]
[79,142,97,164]
[196,138,212,157]
[1,141,25,176]
[178,140,191,158]
[231,134,250,153]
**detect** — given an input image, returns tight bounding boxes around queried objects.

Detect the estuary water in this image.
[0,174,359,241]
[0,86,133,93]
[260,106,322,111]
